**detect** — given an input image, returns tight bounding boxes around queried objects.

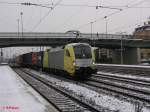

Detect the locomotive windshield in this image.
[73,44,92,59]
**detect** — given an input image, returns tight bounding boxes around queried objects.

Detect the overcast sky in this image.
[0,0,150,34]
[0,0,150,58]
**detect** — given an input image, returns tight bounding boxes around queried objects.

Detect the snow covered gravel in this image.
[96,64,150,69]
[0,66,58,112]
[27,68,150,112]
[97,71,150,81]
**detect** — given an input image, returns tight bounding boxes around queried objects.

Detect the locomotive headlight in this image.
[73,61,76,66]
[92,60,95,64]
[73,61,79,70]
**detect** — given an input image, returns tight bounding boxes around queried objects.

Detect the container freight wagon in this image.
[36,51,44,68]
[32,52,38,66]
[22,52,32,66]
[22,52,38,67]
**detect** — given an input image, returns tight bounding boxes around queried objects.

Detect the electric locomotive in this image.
[43,43,97,78]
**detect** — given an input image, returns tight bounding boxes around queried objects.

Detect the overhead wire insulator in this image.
[27,2,31,5]
[21,2,31,6]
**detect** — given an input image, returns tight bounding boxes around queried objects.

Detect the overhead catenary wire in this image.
[53,0,91,31]
[0,1,53,31]
[74,0,148,31]
[0,1,59,32]
[53,7,86,31]
[41,3,150,9]
[30,0,63,32]
[0,1,20,5]
[0,0,149,33]
[108,19,148,34]
[0,1,53,8]
[104,0,149,33]
[21,3,53,9]
[1,1,150,9]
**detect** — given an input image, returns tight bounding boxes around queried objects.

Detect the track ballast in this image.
[14,68,114,112]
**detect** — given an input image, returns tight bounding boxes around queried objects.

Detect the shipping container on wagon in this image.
[22,52,32,66]
[32,52,38,66]
[48,49,64,70]
[36,51,44,68]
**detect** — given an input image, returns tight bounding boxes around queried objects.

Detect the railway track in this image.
[93,73,150,87]
[85,74,150,103]
[13,68,113,112]
[20,68,150,104]
[97,65,150,77]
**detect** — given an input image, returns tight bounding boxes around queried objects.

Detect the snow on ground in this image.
[95,74,150,92]
[97,71,150,81]
[0,66,58,112]
[96,63,150,69]
[27,69,150,112]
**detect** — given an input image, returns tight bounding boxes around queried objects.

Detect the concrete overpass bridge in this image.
[1,32,150,65]
[0,32,150,48]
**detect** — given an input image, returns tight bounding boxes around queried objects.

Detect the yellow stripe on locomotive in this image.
[43,49,49,69]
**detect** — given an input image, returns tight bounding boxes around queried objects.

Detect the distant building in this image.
[133,20,150,63]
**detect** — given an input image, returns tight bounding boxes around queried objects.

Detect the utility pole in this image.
[0,48,3,63]
[90,22,93,39]
[20,12,23,37]
[17,19,20,38]
[121,35,123,64]
[120,32,127,64]
[104,16,108,37]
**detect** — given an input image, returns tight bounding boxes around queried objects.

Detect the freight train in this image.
[16,43,97,78]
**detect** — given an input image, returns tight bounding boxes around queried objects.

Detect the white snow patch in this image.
[97,71,150,81]
[28,69,139,112]
[60,82,135,112]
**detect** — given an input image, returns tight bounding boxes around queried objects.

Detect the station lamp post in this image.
[120,32,127,64]
[17,19,20,38]
[90,22,96,47]
[104,16,108,38]
[20,12,23,37]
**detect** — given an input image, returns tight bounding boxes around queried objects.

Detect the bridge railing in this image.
[81,33,133,39]
[0,32,149,40]
[0,32,133,39]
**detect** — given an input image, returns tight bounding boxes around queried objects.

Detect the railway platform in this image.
[0,65,58,112]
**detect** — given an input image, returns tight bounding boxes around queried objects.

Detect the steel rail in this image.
[14,68,111,112]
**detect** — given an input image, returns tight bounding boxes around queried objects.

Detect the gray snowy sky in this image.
[0,0,150,34]
[1,0,150,58]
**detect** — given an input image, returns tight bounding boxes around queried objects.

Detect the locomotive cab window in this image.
[66,49,70,57]
[73,44,92,59]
